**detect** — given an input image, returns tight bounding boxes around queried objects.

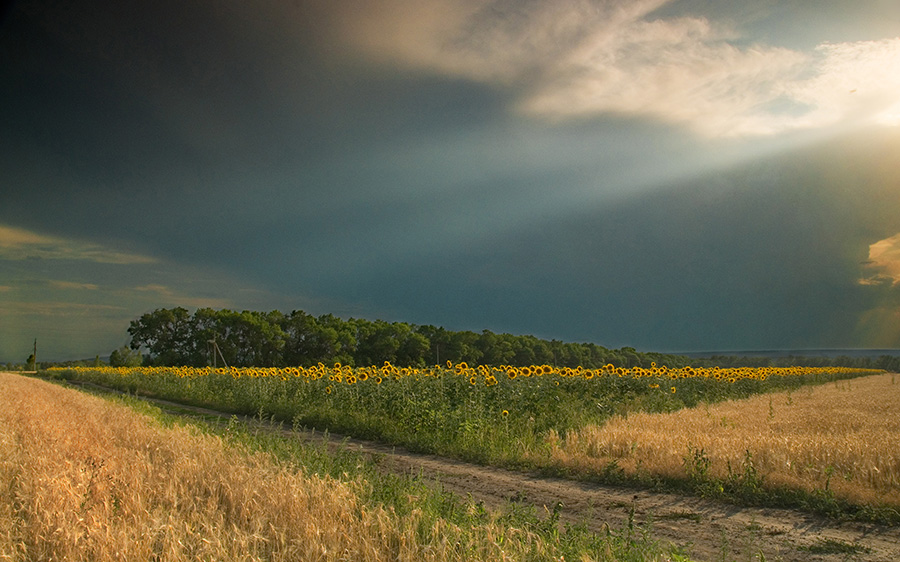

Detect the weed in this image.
[798,538,870,555]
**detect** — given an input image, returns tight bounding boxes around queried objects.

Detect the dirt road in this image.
[67,379,900,562]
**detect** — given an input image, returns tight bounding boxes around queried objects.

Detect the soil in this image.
[66,379,900,562]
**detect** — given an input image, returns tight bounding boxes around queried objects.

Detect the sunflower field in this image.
[47,362,880,466]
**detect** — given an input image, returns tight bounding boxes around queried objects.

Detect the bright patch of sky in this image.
[328,0,900,137]
[0,225,155,264]
[862,233,900,286]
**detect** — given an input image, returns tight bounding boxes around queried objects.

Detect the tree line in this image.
[695,353,900,371]
[121,307,900,371]
[11,306,896,371]
[125,307,697,369]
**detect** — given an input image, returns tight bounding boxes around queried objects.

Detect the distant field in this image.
[44,362,894,521]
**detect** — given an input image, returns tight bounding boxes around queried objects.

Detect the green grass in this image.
[798,538,871,555]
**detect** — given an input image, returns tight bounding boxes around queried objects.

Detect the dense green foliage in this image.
[125,307,900,371]
[109,345,143,367]
[126,307,694,369]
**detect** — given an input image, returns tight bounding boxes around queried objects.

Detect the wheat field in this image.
[550,373,900,507]
[0,372,565,562]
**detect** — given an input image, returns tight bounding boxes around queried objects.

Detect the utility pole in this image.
[26,339,36,371]
[208,335,228,368]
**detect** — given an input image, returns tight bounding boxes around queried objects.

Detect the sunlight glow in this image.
[790,38,900,132]
[875,102,900,127]
[336,1,900,138]
[861,232,900,286]
[0,224,156,264]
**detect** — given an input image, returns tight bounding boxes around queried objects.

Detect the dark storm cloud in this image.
[0,0,509,245]
[341,129,900,350]
[2,0,900,361]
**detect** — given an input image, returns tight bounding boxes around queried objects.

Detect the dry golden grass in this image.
[550,373,900,507]
[0,373,561,562]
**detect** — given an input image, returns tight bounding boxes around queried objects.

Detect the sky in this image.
[2,0,900,362]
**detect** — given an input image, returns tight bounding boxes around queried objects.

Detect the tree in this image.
[478,330,515,366]
[109,345,142,367]
[445,330,483,365]
[317,314,357,366]
[192,307,226,366]
[120,306,718,369]
[618,347,643,368]
[417,325,450,365]
[202,310,286,367]
[396,328,429,367]
[128,307,194,365]
[354,319,402,366]
[280,310,319,366]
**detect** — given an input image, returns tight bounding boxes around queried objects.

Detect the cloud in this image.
[785,39,900,131]
[133,284,231,309]
[517,14,808,136]
[335,0,671,83]
[857,231,900,349]
[334,0,900,137]
[0,301,125,317]
[48,280,100,291]
[0,224,156,264]
[860,232,900,286]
